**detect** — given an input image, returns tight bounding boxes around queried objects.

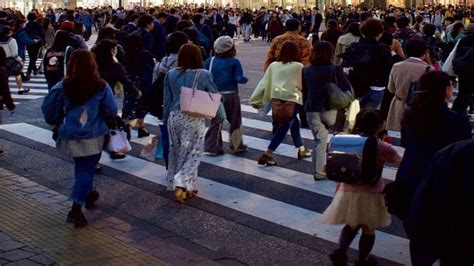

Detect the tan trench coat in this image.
[386,58,433,131]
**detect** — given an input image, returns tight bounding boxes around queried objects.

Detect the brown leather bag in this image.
[271,99,295,125]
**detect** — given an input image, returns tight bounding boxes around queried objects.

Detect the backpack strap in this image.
[63,46,73,75]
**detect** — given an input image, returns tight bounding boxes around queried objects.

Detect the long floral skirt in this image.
[166,111,206,191]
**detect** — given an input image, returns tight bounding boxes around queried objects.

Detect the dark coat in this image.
[404,139,474,265]
[0,67,15,111]
[302,64,352,112]
[99,63,140,97]
[164,15,178,34]
[344,38,393,97]
[151,20,167,61]
[24,21,45,43]
[131,28,153,53]
[395,106,471,218]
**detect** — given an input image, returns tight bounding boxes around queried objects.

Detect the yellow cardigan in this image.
[249,61,304,109]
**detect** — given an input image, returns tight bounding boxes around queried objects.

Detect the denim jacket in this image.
[163,69,225,124]
[42,81,118,141]
[204,57,248,93]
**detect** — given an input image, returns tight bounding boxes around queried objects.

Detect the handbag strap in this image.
[331,65,338,84]
[191,70,202,95]
[209,57,215,74]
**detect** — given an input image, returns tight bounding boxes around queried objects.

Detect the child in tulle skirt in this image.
[321,109,401,266]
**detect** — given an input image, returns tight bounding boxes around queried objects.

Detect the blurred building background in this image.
[1,0,472,14]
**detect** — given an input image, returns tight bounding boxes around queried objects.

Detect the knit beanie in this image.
[214,36,234,54]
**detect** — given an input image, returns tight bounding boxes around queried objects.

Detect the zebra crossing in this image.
[0,122,410,264]
[3,57,472,265]
[1,48,470,265]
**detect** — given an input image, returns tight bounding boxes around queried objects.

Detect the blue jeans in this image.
[71,153,101,204]
[242,23,252,41]
[359,89,385,110]
[268,112,303,152]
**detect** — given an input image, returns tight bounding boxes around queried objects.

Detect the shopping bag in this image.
[157,124,169,167]
[180,71,222,118]
[106,129,132,153]
[343,99,360,133]
[140,136,158,161]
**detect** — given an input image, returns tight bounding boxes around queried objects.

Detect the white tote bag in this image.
[343,99,361,133]
[442,40,460,76]
[106,129,132,153]
[180,70,222,119]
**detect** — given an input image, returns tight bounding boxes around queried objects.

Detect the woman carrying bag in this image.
[302,41,352,181]
[250,41,311,166]
[163,44,225,204]
[42,49,117,227]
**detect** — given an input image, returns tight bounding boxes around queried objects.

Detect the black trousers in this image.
[26,42,42,74]
[452,73,474,113]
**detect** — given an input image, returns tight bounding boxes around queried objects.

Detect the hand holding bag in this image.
[326,65,353,110]
[180,70,222,118]
[106,129,132,153]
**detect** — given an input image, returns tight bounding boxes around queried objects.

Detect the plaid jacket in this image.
[263,32,312,71]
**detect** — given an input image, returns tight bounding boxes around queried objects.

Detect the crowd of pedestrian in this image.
[0,3,473,265]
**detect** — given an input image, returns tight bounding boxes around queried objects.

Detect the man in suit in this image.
[148,9,167,62]
[210,8,223,36]
[309,8,322,35]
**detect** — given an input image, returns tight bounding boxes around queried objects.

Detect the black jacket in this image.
[25,21,45,43]
[343,38,392,97]
[99,63,140,97]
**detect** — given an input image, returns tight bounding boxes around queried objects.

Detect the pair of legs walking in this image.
[259,106,310,166]
[67,153,102,227]
[205,93,246,155]
[332,224,376,265]
[307,110,337,180]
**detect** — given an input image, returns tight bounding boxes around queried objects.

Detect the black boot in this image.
[329,248,348,266]
[357,234,376,265]
[137,127,150,138]
[85,190,100,209]
[329,225,360,265]
[67,203,88,227]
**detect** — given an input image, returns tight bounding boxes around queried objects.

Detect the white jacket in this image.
[0,37,19,58]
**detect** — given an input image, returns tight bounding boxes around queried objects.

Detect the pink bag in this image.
[180,70,222,119]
